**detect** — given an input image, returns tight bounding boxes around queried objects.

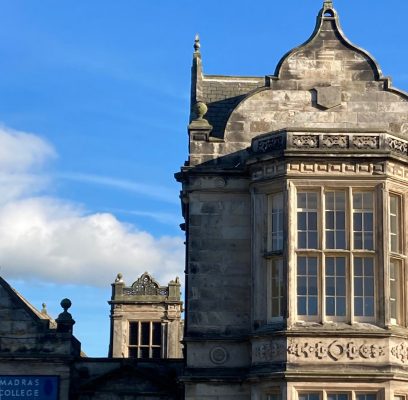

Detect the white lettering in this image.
[34,389,39,396]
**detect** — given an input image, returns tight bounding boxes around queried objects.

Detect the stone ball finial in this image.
[194,34,200,53]
[41,303,47,314]
[60,298,72,312]
[115,273,123,283]
[195,102,208,120]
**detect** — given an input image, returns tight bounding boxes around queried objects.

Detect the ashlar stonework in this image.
[177,1,408,399]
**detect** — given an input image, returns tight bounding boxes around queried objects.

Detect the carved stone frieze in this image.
[387,137,408,156]
[253,339,386,363]
[321,135,348,149]
[254,342,285,361]
[391,342,408,363]
[287,339,385,362]
[292,135,319,148]
[255,135,285,153]
[250,130,408,161]
[352,136,379,149]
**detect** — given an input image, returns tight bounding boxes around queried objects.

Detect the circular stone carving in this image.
[209,346,228,365]
[214,177,226,188]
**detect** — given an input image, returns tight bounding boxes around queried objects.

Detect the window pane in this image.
[353,192,374,250]
[152,322,162,346]
[328,394,348,400]
[390,195,400,254]
[354,257,375,317]
[299,394,320,400]
[141,322,150,345]
[140,347,149,359]
[152,347,161,359]
[325,257,346,317]
[270,193,284,251]
[325,191,346,249]
[390,259,401,322]
[128,347,138,358]
[297,256,318,316]
[357,395,376,400]
[270,259,284,318]
[129,322,138,346]
[297,192,318,249]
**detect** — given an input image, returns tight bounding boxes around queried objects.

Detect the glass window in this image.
[390,195,400,254]
[325,257,346,317]
[354,257,375,317]
[267,394,280,400]
[356,395,376,400]
[390,259,402,323]
[297,192,318,249]
[328,395,348,400]
[298,394,320,400]
[325,191,346,249]
[294,188,379,322]
[128,321,162,359]
[297,256,318,316]
[269,259,284,319]
[353,192,374,250]
[270,193,284,251]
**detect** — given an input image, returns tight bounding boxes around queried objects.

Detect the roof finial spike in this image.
[194,34,201,53]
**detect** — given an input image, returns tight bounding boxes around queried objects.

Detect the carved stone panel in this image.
[252,337,390,364]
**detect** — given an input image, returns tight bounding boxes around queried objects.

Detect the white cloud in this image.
[0,125,184,287]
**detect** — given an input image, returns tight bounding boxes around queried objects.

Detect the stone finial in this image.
[56,298,75,333]
[195,101,208,120]
[194,34,200,53]
[323,0,333,9]
[115,273,124,283]
[41,302,47,315]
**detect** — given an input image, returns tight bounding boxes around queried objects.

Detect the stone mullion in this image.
[382,183,391,327]
[287,180,296,328]
[348,187,355,325]
[321,186,326,324]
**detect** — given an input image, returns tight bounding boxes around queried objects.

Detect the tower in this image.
[177,2,408,399]
[109,272,183,359]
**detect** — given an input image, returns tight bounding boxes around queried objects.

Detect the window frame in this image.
[128,320,162,359]
[295,186,377,324]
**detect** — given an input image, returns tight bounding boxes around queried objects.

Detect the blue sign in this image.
[0,376,59,399]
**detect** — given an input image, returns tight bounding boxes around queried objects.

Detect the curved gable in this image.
[275,2,382,83]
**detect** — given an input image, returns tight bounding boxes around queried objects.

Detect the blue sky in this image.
[0,0,407,356]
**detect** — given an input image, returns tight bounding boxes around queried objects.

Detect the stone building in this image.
[3,1,408,399]
[176,0,408,399]
[109,272,183,359]
[0,277,81,399]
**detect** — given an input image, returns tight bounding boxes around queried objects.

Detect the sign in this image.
[0,376,58,399]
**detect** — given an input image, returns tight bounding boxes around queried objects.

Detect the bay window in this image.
[296,188,376,322]
[298,392,377,400]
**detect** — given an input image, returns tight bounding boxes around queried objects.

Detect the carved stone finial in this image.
[60,298,72,312]
[194,34,200,53]
[195,101,208,120]
[323,0,333,9]
[41,303,47,315]
[56,298,75,333]
[115,273,123,283]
